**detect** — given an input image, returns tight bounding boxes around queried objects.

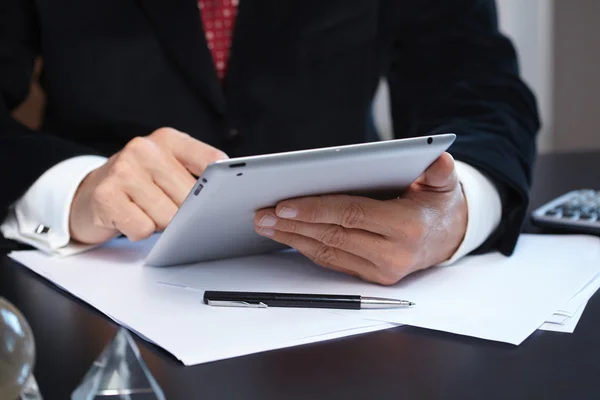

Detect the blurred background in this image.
[374,0,600,154]
[12,0,600,154]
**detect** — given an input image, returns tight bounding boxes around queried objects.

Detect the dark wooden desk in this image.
[2,151,600,400]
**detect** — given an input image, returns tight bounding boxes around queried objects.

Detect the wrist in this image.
[436,184,469,265]
[69,167,116,244]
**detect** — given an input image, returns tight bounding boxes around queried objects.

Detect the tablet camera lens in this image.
[427,137,433,145]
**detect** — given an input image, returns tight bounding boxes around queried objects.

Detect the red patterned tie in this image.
[198,0,239,80]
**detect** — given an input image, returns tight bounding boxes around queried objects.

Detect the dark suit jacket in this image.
[0,0,539,256]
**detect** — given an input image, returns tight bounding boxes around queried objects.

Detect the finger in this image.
[275,195,395,236]
[148,154,197,206]
[169,130,228,176]
[254,209,391,264]
[413,152,458,191]
[122,175,179,231]
[98,191,156,242]
[255,227,396,284]
[129,138,197,206]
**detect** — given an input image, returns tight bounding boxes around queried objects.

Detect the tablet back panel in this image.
[146,134,455,266]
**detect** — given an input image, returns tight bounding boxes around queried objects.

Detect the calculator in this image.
[531,189,600,235]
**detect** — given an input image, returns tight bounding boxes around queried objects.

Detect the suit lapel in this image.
[137,0,226,114]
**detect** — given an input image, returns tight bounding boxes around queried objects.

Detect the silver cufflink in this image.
[35,225,50,235]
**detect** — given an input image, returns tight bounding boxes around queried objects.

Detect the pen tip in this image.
[409,302,416,306]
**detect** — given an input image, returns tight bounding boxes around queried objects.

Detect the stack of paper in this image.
[9,234,600,366]
[10,237,396,365]
[540,272,600,332]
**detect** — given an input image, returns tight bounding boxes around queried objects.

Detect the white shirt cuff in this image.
[1,155,108,256]
[438,160,503,265]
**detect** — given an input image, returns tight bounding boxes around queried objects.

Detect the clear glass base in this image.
[0,296,41,400]
[71,328,165,400]
[20,374,42,400]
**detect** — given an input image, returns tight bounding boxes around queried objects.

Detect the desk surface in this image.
[2,151,600,400]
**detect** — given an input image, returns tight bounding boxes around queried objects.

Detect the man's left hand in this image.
[254,153,468,285]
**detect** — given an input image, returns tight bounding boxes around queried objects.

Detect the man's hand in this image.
[70,128,227,244]
[254,153,468,285]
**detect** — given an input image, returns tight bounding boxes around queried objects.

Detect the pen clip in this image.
[207,300,268,308]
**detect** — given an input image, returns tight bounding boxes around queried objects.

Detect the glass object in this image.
[71,328,165,399]
[0,297,42,400]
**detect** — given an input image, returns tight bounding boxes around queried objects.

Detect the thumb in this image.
[413,152,458,192]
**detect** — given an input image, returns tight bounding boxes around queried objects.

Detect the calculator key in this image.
[545,209,561,217]
[559,206,578,214]
[579,206,593,215]
[562,210,579,218]
[580,213,597,221]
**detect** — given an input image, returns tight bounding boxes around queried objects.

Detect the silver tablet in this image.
[146,133,456,266]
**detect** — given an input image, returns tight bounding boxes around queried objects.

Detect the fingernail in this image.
[258,214,277,227]
[258,228,275,237]
[278,206,297,219]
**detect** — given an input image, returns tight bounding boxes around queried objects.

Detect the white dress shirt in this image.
[1,156,502,262]
[1,156,107,255]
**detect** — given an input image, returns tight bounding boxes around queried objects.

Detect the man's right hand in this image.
[69,128,227,244]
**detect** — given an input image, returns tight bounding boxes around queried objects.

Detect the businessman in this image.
[0,0,539,284]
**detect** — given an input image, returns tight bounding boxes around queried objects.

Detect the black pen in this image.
[203,291,415,310]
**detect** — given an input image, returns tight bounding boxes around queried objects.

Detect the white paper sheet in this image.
[536,271,600,332]
[543,312,571,325]
[158,234,600,345]
[9,234,600,366]
[9,237,396,366]
[539,300,588,333]
[554,272,600,316]
[537,272,600,332]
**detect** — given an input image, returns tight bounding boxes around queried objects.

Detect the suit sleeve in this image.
[0,0,97,224]
[386,0,540,256]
